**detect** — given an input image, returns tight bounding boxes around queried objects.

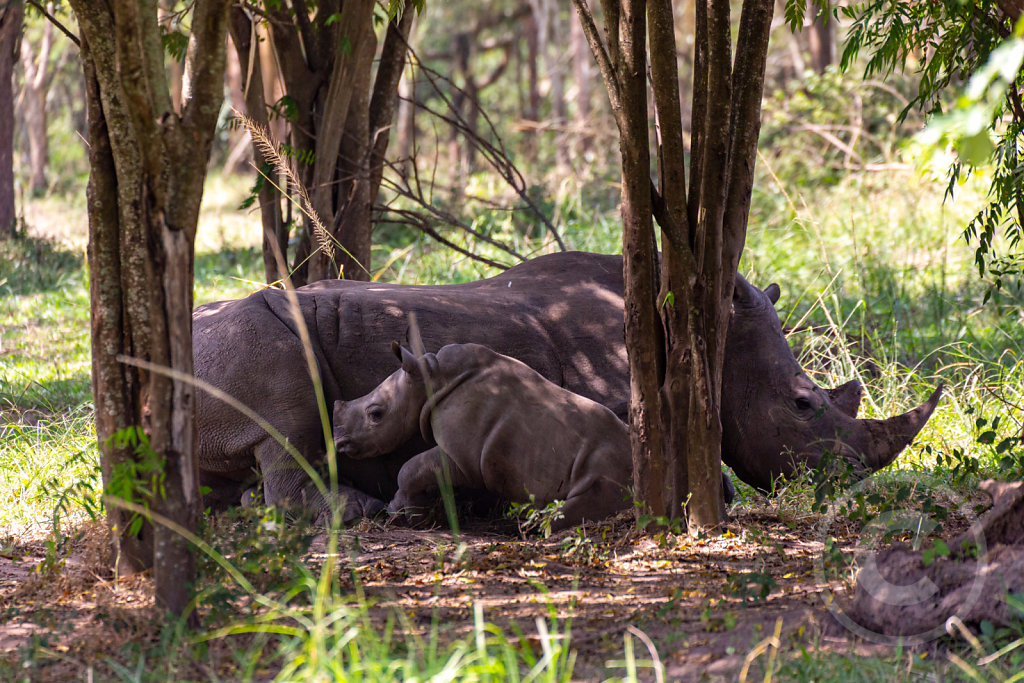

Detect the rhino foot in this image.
[240,487,262,508]
[387,496,438,528]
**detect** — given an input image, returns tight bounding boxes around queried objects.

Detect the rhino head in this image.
[332,342,436,460]
[722,274,943,491]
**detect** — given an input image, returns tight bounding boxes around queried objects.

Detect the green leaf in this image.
[161,30,188,63]
[954,129,995,166]
[921,538,949,567]
[784,0,806,33]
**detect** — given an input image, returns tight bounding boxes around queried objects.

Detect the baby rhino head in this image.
[332,342,434,459]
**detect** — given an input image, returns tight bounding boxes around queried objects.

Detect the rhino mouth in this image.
[335,438,374,460]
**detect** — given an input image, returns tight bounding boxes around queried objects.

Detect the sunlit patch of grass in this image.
[0,405,99,538]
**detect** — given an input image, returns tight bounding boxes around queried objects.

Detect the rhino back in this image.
[302,250,628,406]
[427,344,630,503]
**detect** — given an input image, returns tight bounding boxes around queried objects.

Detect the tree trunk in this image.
[228,6,286,284]
[807,2,834,74]
[70,0,229,616]
[570,15,592,157]
[0,1,23,238]
[572,0,775,532]
[240,1,414,285]
[19,12,51,196]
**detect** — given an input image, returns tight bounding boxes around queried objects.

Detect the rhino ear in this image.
[764,283,780,304]
[398,344,421,376]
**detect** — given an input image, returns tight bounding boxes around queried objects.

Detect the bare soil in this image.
[0,502,929,681]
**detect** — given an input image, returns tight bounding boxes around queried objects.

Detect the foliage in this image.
[508,495,566,539]
[759,68,919,187]
[196,504,318,619]
[103,426,165,538]
[841,0,1024,293]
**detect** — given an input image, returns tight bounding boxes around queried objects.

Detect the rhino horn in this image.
[860,384,944,472]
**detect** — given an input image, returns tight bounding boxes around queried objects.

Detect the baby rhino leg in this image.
[388,447,471,526]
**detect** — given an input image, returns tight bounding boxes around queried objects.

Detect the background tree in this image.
[838,0,1024,290]
[571,0,774,529]
[18,2,51,195]
[67,0,229,615]
[0,0,24,238]
[228,0,416,285]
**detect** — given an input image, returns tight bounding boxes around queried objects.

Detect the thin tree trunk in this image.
[570,15,592,156]
[545,0,569,173]
[20,12,51,195]
[0,1,23,237]
[70,0,229,616]
[329,18,375,281]
[649,0,697,519]
[228,7,286,284]
[617,0,669,519]
[368,6,415,207]
[807,2,834,74]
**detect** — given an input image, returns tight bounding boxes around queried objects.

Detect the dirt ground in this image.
[0,501,939,681]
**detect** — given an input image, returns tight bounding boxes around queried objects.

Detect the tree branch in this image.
[721,0,774,279]
[27,0,79,47]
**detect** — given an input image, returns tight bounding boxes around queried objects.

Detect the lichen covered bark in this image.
[70,0,229,616]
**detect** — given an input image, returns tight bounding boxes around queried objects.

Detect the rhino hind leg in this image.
[200,469,258,512]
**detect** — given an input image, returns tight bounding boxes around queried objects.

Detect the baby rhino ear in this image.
[394,342,421,377]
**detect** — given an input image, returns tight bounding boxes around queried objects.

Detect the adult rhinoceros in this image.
[193,251,940,522]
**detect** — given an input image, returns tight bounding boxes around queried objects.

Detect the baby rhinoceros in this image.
[332,342,632,531]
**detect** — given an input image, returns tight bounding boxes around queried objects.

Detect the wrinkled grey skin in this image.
[194,252,628,523]
[334,343,632,530]
[722,275,943,491]
[194,251,940,523]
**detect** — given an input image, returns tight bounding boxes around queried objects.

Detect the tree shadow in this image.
[0,234,84,297]
[0,375,91,416]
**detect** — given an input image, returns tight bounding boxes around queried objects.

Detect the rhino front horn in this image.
[863,383,944,471]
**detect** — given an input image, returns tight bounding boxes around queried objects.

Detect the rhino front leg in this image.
[388,446,471,526]
[255,440,386,525]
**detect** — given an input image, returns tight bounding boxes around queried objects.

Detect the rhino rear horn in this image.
[863,383,944,471]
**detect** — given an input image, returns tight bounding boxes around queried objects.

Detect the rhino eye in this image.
[794,397,813,412]
[367,406,385,423]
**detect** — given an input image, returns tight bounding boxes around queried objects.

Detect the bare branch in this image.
[405,53,566,250]
[26,0,79,47]
[379,163,526,262]
[379,207,512,271]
